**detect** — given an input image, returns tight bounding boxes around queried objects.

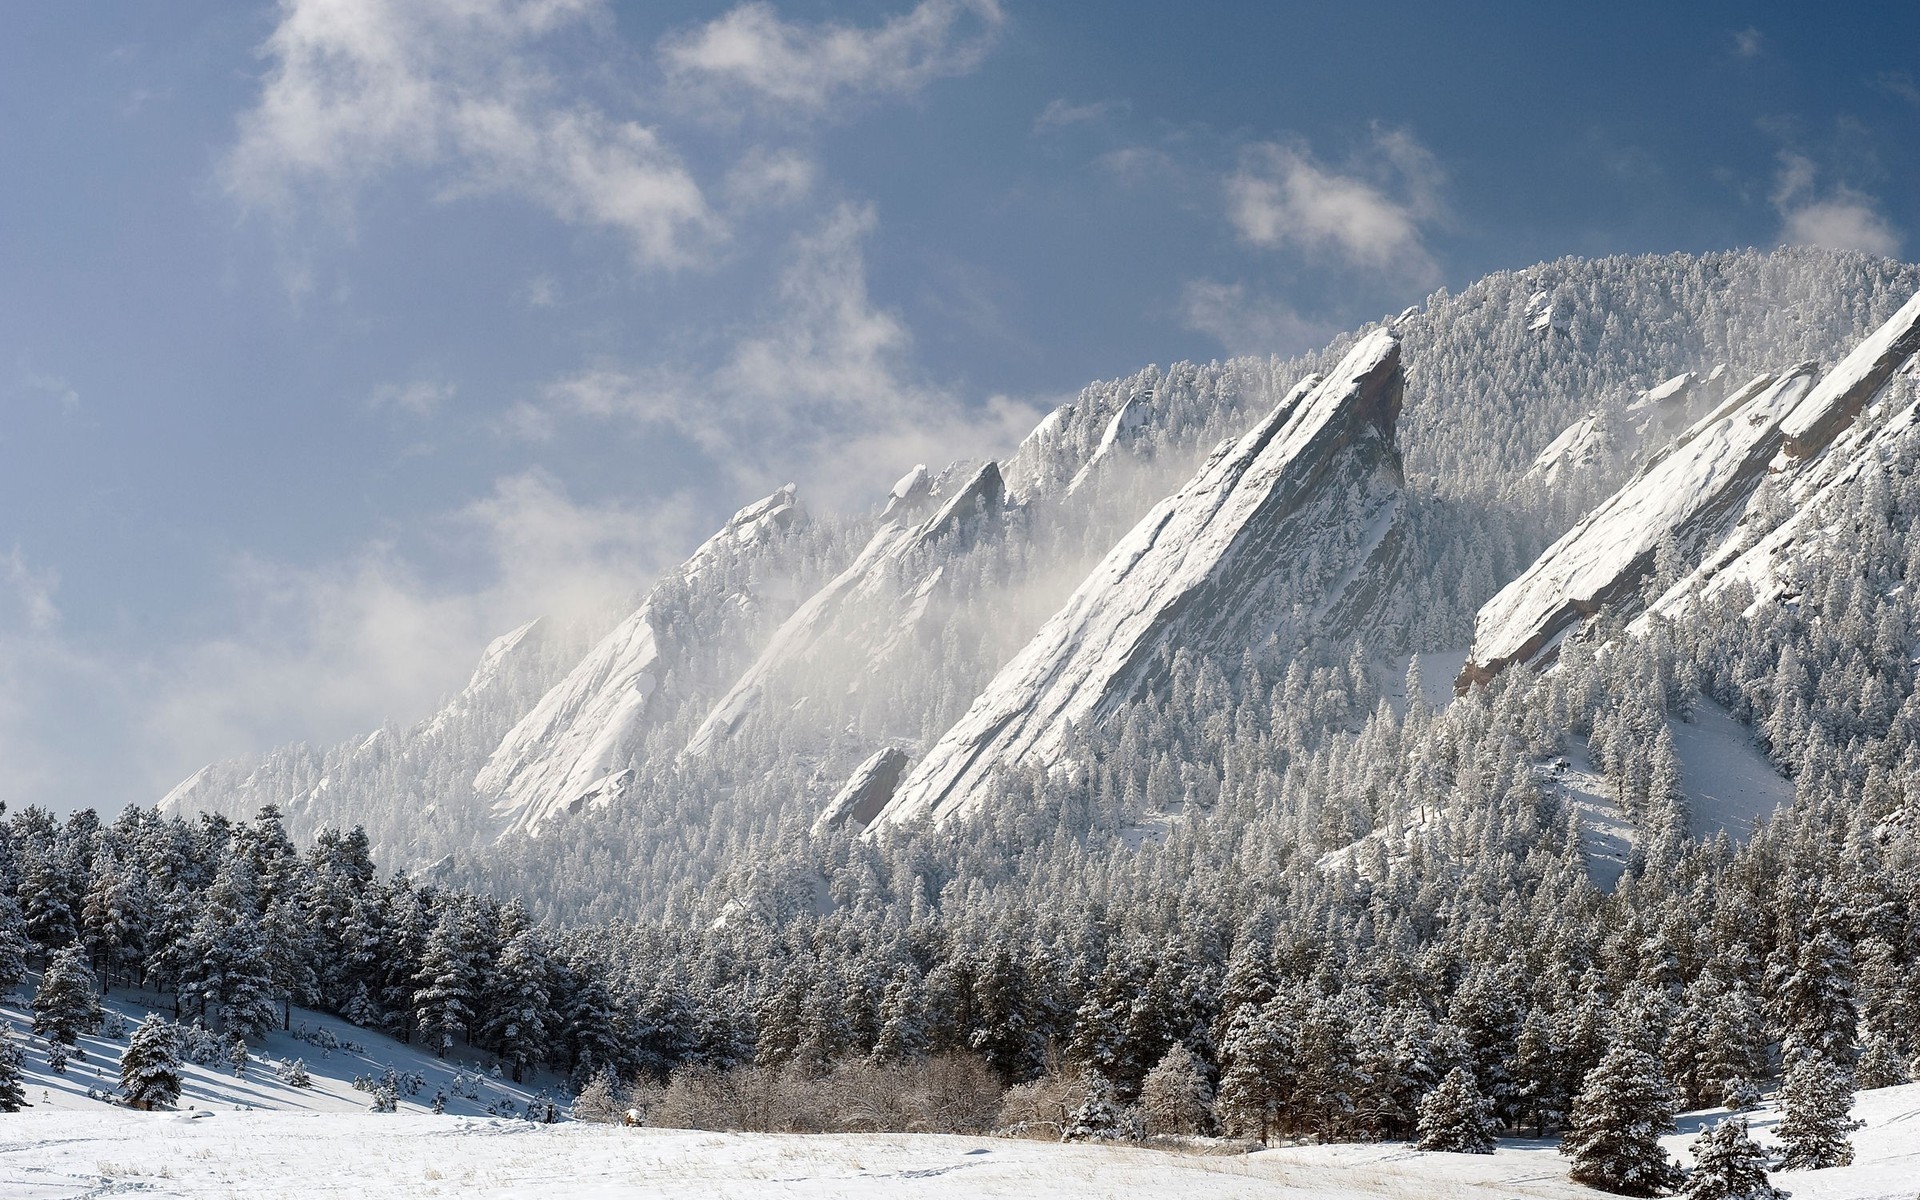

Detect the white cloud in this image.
[1772,153,1903,257]
[136,472,698,793]
[1226,129,1444,282]
[724,146,819,209]
[20,367,81,413]
[660,0,1003,113]
[4,548,61,633]
[527,203,1040,509]
[225,0,719,269]
[370,377,456,416]
[1033,98,1121,134]
[1179,281,1334,358]
[1732,27,1764,59]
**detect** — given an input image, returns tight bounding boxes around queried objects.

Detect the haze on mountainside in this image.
[5,3,1920,1198]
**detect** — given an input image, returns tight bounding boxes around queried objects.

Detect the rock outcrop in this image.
[475,486,802,836]
[872,330,1406,828]
[814,746,911,834]
[682,462,1005,758]
[1462,285,1920,688]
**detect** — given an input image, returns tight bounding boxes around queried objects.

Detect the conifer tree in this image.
[1416,1065,1498,1153]
[1682,1118,1787,1200]
[120,1014,183,1110]
[482,929,553,1083]
[31,946,103,1047]
[1140,1042,1212,1136]
[0,1022,27,1111]
[1776,1054,1859,1171]
[1561,1044,1684,1196]
[414,904,480,1058]
[0,894,29,996]
[1214,997,1289,1142]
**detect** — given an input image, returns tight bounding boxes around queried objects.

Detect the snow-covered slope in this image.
[476,487,803,837]
[875,330,1407,828]
[9,1082,1916,1200]
[1465,286,1920,688]
[1461,367,1816,687]
[1,980,559,1122]
[682,463,1004,759]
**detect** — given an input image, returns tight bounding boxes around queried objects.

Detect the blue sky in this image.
[1,0,1915,814]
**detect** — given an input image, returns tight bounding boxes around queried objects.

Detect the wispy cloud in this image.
[370,377,456,416]
[4,548,61,633]
[137,471,698,791]
[1772,152,1903,257]
[1179,281,1334,358]
[1226,127,1445,283]
[1731,27,1764,59]
[1033,98,1123,135]
[225,0,719,270]
[660,0,1003,114]
[522,203,1040,508]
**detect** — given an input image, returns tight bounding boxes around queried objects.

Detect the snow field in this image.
[2,1082,1915,1198]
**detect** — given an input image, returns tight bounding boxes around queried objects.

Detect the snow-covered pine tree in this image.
[1139,1042,1212,1136]
[1063,1072,1124,1141]
[482,929,552,1083]
[1213,997,1288,1142]
[1682,1118,1787,1200]
[869,966,929,1062]
[1416,1065,1498,1153]
[413,902,480,1058]
[1776,1053,1859,1170]
[120,1014,183,1110]
[30,945,102,1046]
[0,894,28,995]
[0,1022,27,1111]
[1561,1044,1684,1196]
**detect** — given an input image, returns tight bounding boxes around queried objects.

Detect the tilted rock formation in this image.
[873,330,1406,828]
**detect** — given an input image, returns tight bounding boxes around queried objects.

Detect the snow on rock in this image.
[881,463,931,518]
[1647,400,1920,622]
[1781,287,1920,459]
[1460,365,1818,689]
[875,331,1406,828]
[1637,290,1920,629]
[814,746,911,834]
[683,463,1005,758]
[1516,410,1616,491]
[1524,288,1568,337]
[476,487,802,837]
[1067,380,1156,494]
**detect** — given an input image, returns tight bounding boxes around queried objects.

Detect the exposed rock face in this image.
[1459,368,1816,689]
[475,486,802,837]
[873,330,1406,828]
[814,746,910,834]
[682,462,1005,758]
[1462,284,1920,689]
[1780,288,1920,459]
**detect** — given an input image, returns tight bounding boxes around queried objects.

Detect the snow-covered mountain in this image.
[1462,287,1920,687]
[875,330,1406,828]
[476,486,804,837]
[153,248,1920,918]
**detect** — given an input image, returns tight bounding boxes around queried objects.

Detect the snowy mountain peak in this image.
[874,330,1406,828]
[684,460,1006,759]
[1461,365,1818,688]
[474,485,806,837]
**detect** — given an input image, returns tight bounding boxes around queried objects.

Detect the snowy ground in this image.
[1542,697,1791,890]
[1,979,562,1119]
[2,1080,1914,1198]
